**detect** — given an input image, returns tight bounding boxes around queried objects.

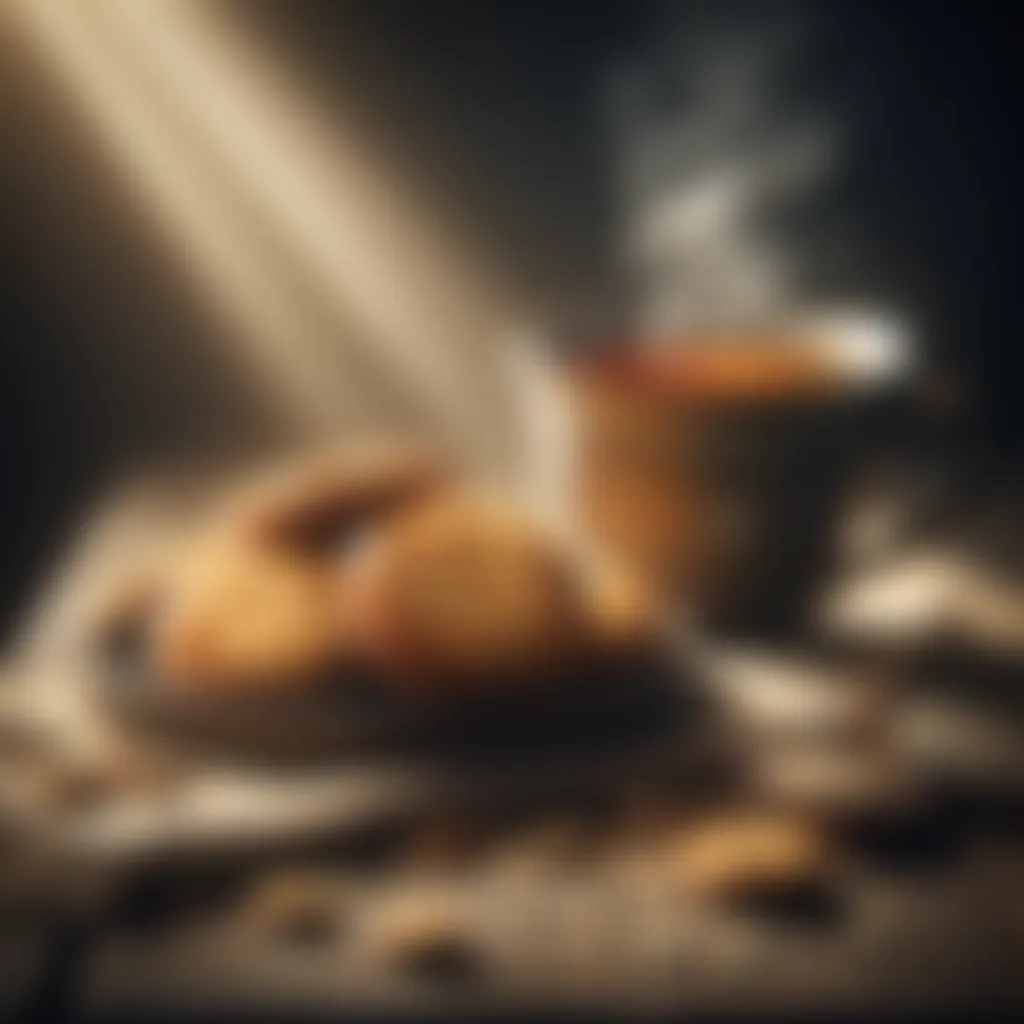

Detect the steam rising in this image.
[609,5,845,335]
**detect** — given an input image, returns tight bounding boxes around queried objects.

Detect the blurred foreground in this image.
[2,1,1023,1020]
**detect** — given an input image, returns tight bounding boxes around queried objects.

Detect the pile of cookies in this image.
[99,443,658,706]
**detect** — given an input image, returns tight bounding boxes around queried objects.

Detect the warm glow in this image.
[6,0,348,434]
[7,0,518,469]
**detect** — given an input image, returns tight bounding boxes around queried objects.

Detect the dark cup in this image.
[569,317,910,635]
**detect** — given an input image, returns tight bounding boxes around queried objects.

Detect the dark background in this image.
[1,0,1020,637]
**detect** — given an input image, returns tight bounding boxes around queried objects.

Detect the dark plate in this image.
[95,624,697,764]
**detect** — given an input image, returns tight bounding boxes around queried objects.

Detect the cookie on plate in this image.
[582,558,660,659]
[225,442,449,548]
[152,538,349,695]
[348,494,589,697]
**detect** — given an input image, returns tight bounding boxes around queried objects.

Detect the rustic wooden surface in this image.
[3,474,1024,1018]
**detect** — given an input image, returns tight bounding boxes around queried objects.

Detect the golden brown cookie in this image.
[226,442,450,549]
[348,494,587,697]
[152,537,350,695]
[582,558,659,658]
[373,896,475,976]
[242,871,346,943]
[664,811,831,902]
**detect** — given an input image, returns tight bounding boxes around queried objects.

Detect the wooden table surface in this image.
[3,473,1024,1019]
